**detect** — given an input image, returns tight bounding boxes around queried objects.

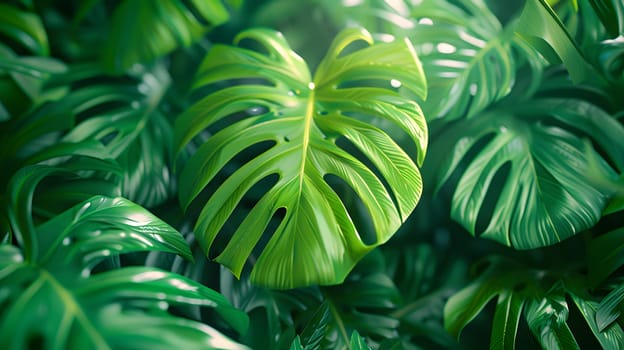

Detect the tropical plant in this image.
[1,0,623,349]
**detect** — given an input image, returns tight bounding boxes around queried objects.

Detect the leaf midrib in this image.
[42,269,111,349]
[7,264,111,349]
[297,85,316,197]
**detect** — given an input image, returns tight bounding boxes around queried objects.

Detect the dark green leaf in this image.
[104,0,229,72]
[490,291,524,350]
[298,302,330,350]
[524,296,579,350]
[444,257,534,340]
[444,264,504,339]
[516,0,598,84]
[0,3,48,55]
[434,98,623,249]
[1,189,248,349]
[571,292,624,348]
[117,110,175,207]
[323,273,401,345]
[588,0,624,37]
[589,228,624,286]
[596,283,624,331]
[409,0,543,120]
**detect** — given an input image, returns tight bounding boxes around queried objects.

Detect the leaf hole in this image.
[475,161,511,237]
[336,38,371,59]
[539,116,621,173]
[342,111,420,163]
[98,130,119,146]
[471,258,493,276]
[186,140,276,216]
[336,78,398,90]
[26,332,45,350]
[512,282,527,293]
[566,294,603,350]
[335,136,401,216]
[190,77,274,101]
[435,130,496,199]
[180,0,213,26]
[209,108,268,136]
[208,173,280,259]
[324,174,377,245]
[244,207,287,274]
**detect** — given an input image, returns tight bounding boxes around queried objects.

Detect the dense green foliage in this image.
[1,0,623,349]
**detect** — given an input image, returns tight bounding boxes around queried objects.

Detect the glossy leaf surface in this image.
[1,166,248,349]
[176,27,427,288]
[434,98,623,248]
[572,293,624,348]
[525,296,579,350]
[409,0,542,120]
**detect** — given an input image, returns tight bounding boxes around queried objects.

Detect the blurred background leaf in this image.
[103,0,230,73]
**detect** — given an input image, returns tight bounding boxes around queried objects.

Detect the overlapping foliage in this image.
[1,0,623,349]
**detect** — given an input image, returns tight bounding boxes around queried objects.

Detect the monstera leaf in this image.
[0,165,248,349]
[175,27,427,288]
[103,0,229,72]
[32,64,176,208]
[406,0,544,121]
[444,257,624,349]
[434,97,624,249]
[515,0,599,85]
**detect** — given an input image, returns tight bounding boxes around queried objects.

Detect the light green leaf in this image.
[349,330,372,350]
[175,27,427,288]
[104,0,229,72]
[524,296,580,350]
[434,98,623,249]
[290,336,304,350]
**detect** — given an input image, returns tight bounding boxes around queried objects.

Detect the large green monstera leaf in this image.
[175,28,427,288]
[434,98,624,249]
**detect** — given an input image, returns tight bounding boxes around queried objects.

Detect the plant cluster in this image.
[1,0,623,349]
